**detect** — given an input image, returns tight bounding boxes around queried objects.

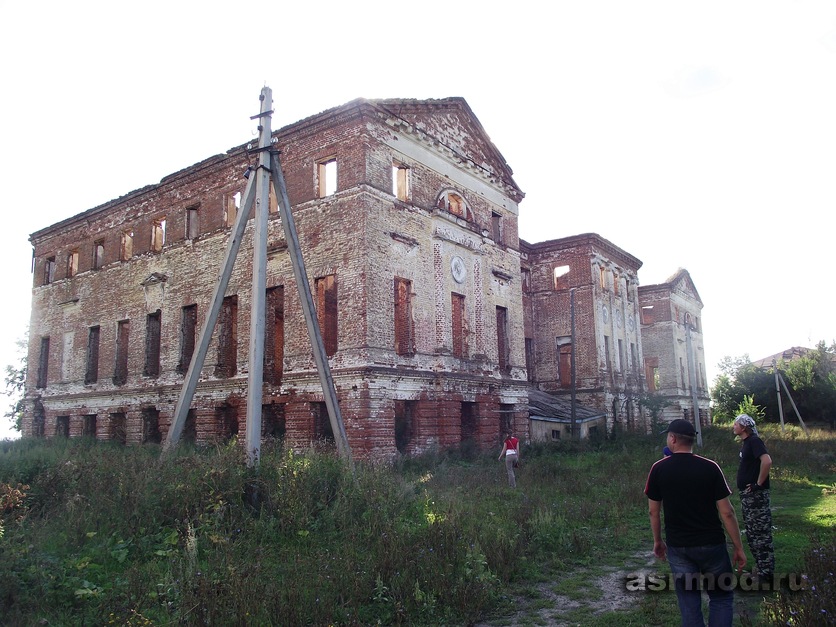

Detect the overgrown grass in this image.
[0,424,833,626]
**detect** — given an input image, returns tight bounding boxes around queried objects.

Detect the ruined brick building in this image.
[637,269,710,426]
[23,97,708,457]
[521,233,647,435]
[24,98,531,460]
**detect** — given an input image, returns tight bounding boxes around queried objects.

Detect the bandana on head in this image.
[734,413,758,435]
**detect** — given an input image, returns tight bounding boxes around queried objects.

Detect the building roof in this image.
[638,267,703,305]
[750,346,834,369]
[527,388,607,423]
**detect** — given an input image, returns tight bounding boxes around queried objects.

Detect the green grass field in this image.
[0,423,833,626]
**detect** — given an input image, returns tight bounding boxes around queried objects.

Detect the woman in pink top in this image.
[498,432,520,487]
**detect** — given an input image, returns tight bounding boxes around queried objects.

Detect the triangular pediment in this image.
[667,268,702,305]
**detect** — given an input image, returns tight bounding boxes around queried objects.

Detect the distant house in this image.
[750,347,835,370]
[527,389,607,441]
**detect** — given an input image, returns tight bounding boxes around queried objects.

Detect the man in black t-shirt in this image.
[733,413,775,580]
[645,419,746,626]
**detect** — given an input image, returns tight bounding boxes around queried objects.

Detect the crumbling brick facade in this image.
[520,234,648,434]
[637,269,711,426]
[24,98,530,461]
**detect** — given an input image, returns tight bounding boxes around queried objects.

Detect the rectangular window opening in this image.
[315,275,338,356]
[491,212,502,245]
[216,296,238,377]
[265,287,285,385]
[37,336,50,388]
[557,337,572,387]
[120,231,133,261]
[224,191,241,227]
[496,306,509,373]
[178,304,197,375]
[67,250,79,278]
[143,408,161,444]
[393,162,409,201]
[186,205,199,240]
[56,415,70,438]
[554,265,570,290]
[394,400,416,454]
[151,218,166,252]
[85,325,100,384]
[114,320,130,385]
[93,240,105,270]
[144,309,161,378]
[317,158,337,198]
[82,414,97,438]
[44,256,56,285]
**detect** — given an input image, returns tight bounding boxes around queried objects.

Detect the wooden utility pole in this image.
[163,87,352,469]
[773,359,786,431]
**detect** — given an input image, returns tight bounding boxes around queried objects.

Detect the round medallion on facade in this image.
[615,309,623,328]
[602,305,609,323]
[628,315,635,332]
[451,255,467,284]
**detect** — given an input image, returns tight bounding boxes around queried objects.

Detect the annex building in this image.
[23,97,708,458]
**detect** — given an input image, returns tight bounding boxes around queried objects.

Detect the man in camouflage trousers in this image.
[733,414,775,581]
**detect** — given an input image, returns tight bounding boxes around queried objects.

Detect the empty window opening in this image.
[262,404,286,441]
[521,268,531,291]
[640,305,655,325]
[644,357,659,392]
[451,293,465,358]
[178,304,197,374]
[393,162,409,201]
[557,337,572,387]
[82,414,97,438]
[630,343,637,373]
[85,325,100,384]
[186,204,199,240]
[144,309,161,378]
[120,231,133,261]
[437,190,472,220]
[604,336,612,374]
[33,401,45,437]
[313,402,335,444]
[317,158,337,197]
[56,415,70,438]
[460,402,476,445]
[551,429,561,441]
[613,273,620,296]
[43,256,56,284]
[268,184,278,213]
[151,218,166,252]
[218,405,239,441]
[265,287,284,385]
[183,409,197,444]
[315,275,338,356]
[67,250,79,278]
[554,265,570,290]
[599,267,607,290]
[617,339,625,372]
[224,191,241,227]
[680,357,686,387]
[684,312,693,329]
[110,412,127,445]
[36,336,50,388]
[496,306,510,373]
[394,400,416,454]
[93,240,105,270]
[143,408,161,444]
[216,295,238,377]
[625,277,633,301]
[500,403,515,436]
[394,277,414,356]
[113,320,130,385]
[491,212,502,245]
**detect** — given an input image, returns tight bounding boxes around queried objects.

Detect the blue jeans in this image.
[667,544,735,627]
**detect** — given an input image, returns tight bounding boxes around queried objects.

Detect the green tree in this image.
[3,333,27,433]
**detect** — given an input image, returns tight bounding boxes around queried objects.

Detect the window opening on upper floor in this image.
[44,256,56,284]
[67,250,78,278]
[93,240,105,270]
[186,204,199,240]
[85,325,100,384]
[613,272,620,296]
[437,190,472,221]
[144,310,162,378]
[554,265,570,290]
[151,218,166,252]
[600,266,607,290]
[393,162,409,201]
[120,231,133,261]
[491,212,502,245]
[269,184,278,213]
[113,320,130,385]
[216,295,238,378]
[225,191,241,227]
[315,275,338,356]
[641,305,655,325]
[318,158,337,198]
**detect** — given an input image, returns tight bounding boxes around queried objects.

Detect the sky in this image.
[1,1,834,438]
